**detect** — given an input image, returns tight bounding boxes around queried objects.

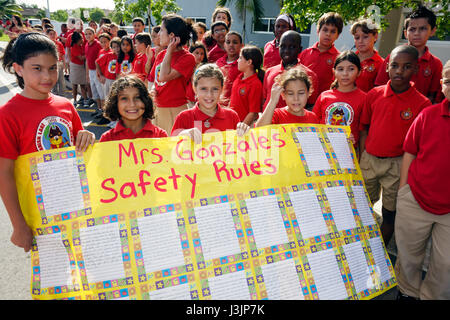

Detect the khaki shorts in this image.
[154,104,188,135]
[359,150,402,211]
[395,184,450,299]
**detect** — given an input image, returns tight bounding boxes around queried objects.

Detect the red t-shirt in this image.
[299,42,340,96]
[374,47,443,101]
[312,88,366,145]
[186,77,196,103]
[262,62,319,110]
[54,40,65,62]
[263,39,281,70]
[132,52,148,82]
[85,39,102,70]
[360,81,432,157]
[208,44,227,63]
[98,48,111,60]
[0,94,84,159]
[70,43,85,65]
[96,52,118,80]
[171,104,240,135]
[403,99,450,214]
[229,73,263,121]
[149,49,196,108]
[99,119,167,142]
[355,50,384,93]
[116,54,134,76]
[272,108,319,125]
[216,55,242,107]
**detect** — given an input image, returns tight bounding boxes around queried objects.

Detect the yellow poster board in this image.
[15,124,396,300]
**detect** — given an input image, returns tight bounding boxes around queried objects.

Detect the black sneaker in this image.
[396,291,419,300]
[95,117,111,125]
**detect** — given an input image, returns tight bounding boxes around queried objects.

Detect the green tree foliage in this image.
[0,0,23,19]
[280,0,449,39]
[112,0,180,26]
[89,8,106,23]
[50,9,68,22]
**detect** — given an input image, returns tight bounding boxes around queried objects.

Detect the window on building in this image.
[187,17,207,24]
[252,17,311,35]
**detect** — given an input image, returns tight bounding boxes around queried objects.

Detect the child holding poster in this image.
[0,32,95,252]
[99,75,168,142]
[171,63,250,143]
[256,66,319,127]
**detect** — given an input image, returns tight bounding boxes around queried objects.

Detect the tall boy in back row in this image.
[375,6,443,103]
[299,12,343,98]
[359,45,431,246]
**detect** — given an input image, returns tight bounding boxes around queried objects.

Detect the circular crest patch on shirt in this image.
[400,108,413,120]
[239,87,246,96]
[366,64,375,72]
[154,63,167,87]
[423,67,431,77]
[120,60,133,74]
[325,102,354,126]
[326,58,333,65]
[108,59,117,74]
[35,116,73,151]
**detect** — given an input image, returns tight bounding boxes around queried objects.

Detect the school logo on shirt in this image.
[365,64,375,72]
[423,67,431,77]
[239,87,246,96]
[154,63,167,87]
[326,58,333,65]
[35,116,73,151]
[121,60,133,74]
[108,59,117,74]
[325,102,354,126]
[400,108,413,120]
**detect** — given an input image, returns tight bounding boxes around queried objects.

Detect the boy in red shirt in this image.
[299,12,343,97]
[208,21,228,63]
[133,33,152,83]
[394,60,450,300]
[374,6,443,104]
[215,31,243,107]
[262,31,319,111]
[359,45,432,246]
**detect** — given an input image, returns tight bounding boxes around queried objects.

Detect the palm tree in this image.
[216,0,264,42]
[0,0,23,20]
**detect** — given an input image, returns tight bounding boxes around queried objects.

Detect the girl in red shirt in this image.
[100,75,167,142]
[256,66,319,127]
[351,19,384,92]
[230,45,264,125]
[148,14,198,135]
[312,51,365,150]
[171,63,249,143]
[0,32,95,252]
[187,42,208,106]
[69,31,88,106]
[117,36,136,78]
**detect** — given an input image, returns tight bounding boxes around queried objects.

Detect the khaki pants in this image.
[359,150,402,212]
[395,184,450,299]
[154,104,188,135]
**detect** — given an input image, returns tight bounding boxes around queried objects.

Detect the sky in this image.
[18,0,116,11]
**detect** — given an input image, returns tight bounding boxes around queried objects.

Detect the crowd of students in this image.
[0,5,449,300]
